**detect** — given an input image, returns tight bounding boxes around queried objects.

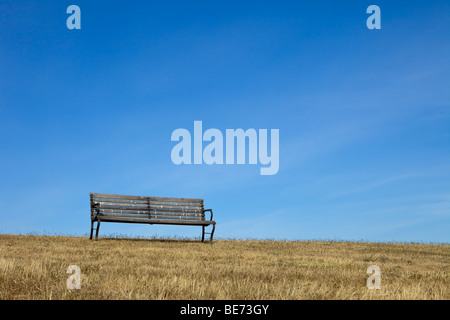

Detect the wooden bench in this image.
[89,193,216,243]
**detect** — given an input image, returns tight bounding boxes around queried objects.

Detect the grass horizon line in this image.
[0,231,448,246]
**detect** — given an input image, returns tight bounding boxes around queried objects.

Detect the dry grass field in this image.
[0,234,448,300]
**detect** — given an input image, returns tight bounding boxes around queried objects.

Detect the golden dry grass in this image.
[0,234,448,300]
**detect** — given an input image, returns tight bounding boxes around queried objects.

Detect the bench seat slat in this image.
[97,216,214,225]
[150,219,214,225]
[97,213,150,219]
[97,217,151,224]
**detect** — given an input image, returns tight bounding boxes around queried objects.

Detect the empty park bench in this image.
[89,193,216,243]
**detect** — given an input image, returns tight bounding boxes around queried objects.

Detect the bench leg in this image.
[95,221,101,241]
[89,221,94,240]
[210,224,215,244]
[201,225,215,244]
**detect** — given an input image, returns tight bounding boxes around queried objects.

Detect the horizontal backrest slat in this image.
[91,193,203,203]
[93,203,203,212]
[150,207,203,213]
[150,201,203,207]
[150,211,203,217]
[91,193,149,201]
[97,212,203,220]
[92,199,148,205]
[95,204,149,211]
[97,208,149,215]
[149,196,203,203]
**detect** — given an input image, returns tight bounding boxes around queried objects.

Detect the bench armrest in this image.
[203,209,213,221]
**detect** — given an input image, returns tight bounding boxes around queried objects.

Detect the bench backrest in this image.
[90,193,205,222]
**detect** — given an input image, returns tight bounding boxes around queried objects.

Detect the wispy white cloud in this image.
[328,173,415,198]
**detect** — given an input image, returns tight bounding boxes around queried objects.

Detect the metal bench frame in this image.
[89,193,216,243]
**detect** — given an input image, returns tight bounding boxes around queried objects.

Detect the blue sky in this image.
[1,1,449,242]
